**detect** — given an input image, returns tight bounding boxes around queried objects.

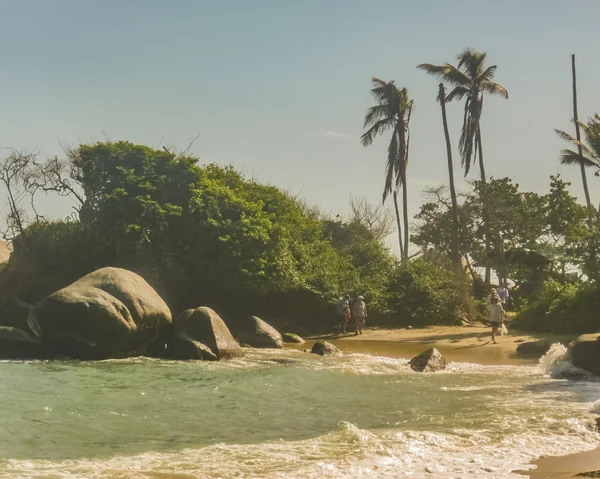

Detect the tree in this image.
[555,113,600,181]
[348,196,394,241]
[418,48,508,284]
[361,77,414,260]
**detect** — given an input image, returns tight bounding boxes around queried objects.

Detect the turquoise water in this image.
[0,346,598,478]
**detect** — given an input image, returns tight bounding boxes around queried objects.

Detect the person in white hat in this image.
[352,295,367,335]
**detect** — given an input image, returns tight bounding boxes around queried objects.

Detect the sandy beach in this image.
[307,324,599,478]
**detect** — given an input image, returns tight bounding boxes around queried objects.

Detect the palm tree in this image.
[361,78,413,260]
[418,48,508,284]
[555,113,600,182]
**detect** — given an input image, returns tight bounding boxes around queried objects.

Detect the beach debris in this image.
[310,341,342,357]
[568,333,600,375]
[28,267,172,360]
[167,307,244,361]
[282,333,305,344]
[516,339,552,358]
[231,316,283,349]
[408,348,448,372]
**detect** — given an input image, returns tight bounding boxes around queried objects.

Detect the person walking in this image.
[488,294,504,344]
[352,295,367,335]
[497,284,509,308]
[335,295,350,334]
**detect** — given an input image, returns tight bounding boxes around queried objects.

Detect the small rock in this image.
[516,340,552,358]
[310,341,342,357]
[408,348,448,372]
[407,325,412,330]
[282,333,305,344]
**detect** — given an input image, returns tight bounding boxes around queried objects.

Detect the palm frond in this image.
[363,104,391,128]
[476,65,496,82]
[383,130,399,202]
[559,149,599,168]
[459,96,482,175]
[480,80,508,98]
[445,86,470,102]
[360,118,394,146]
[457,48,487,79]
[417,63,470,86]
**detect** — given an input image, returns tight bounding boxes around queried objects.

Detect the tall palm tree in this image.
[418,48,508,284]
[361,78,413,260]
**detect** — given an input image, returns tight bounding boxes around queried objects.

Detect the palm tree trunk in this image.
[439,84,460,271]
[393,190,404,260]
[571,54,593,211]
[477,127,491,286]
[401,175,409,259]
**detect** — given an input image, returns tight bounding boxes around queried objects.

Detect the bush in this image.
[385,259,480,326]
[513,279,600,334]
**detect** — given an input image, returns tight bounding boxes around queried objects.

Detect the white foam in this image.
[591,399,600,414]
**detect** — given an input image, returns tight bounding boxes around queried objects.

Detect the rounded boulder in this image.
[27,267,172,359]
[568,334,600,375]
[234,316,283,348]
[168,307,243,360]
[310,341,342,357]
[408,348,448,372]
[283,333,305,344]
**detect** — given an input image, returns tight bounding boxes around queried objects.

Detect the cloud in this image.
[312,131,357,141]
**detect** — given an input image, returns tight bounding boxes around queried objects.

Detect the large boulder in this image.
[167,307,243,360]
[0,326,45,359]
[408,348,448,372]
[233,316,283,348]
[516,340,552,358]
[283,333,305,344]
[0,297,33,332]
[27,267,172,359]
[311,341,342,357]
[568,334,600,375]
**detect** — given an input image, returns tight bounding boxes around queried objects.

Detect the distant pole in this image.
[571,54,592,211]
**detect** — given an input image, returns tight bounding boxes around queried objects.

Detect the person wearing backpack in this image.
[335,295,350,334]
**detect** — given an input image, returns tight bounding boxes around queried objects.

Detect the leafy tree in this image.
[361,78,414,260]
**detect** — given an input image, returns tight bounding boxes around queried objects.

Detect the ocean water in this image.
[0,344,599,478]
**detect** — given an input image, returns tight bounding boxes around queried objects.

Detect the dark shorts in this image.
[491,322,500,329]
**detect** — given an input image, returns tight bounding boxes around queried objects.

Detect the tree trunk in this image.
[439,84,460,271]
[393,190,404,260]
[571,54,593,211]
[401,175,409,260]
[477,127,491,287]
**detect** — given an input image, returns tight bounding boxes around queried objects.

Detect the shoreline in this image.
[304,325,596,478]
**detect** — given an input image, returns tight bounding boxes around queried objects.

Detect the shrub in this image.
[386,259,480,326]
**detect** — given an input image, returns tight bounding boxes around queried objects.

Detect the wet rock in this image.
[408,348,448,372]
[167,307,243,360]
[516,340,551,358]
[28,267,172,359]
[282,333,305,344]
[310,341,342,357]
[0,326,45,359]
[568,334,600,375]
[233,316,283,348]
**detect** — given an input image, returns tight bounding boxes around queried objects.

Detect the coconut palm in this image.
[417,48,508,180]
[361,78,413,260]
[555,113,600,203]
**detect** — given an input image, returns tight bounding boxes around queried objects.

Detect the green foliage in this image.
[513,279,600,334]
[387,259,479,326]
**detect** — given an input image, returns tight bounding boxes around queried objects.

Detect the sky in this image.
[0,0,599,254]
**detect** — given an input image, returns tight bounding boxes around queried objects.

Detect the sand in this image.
[303,324,596,478]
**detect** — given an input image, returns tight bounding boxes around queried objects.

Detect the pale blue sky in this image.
[1,0,599,252]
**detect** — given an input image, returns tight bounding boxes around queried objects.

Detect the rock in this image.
[0,326,45,359]
[27,267,172,359]
[569,334,600,375]
[0,297,33,332]
[408,348,448,372]
[310,341,342,357]
[233,316,283,348]
[167,307,243,360]
[282,333,305,344]
[516,340,552,357]
[407,325,413,329]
